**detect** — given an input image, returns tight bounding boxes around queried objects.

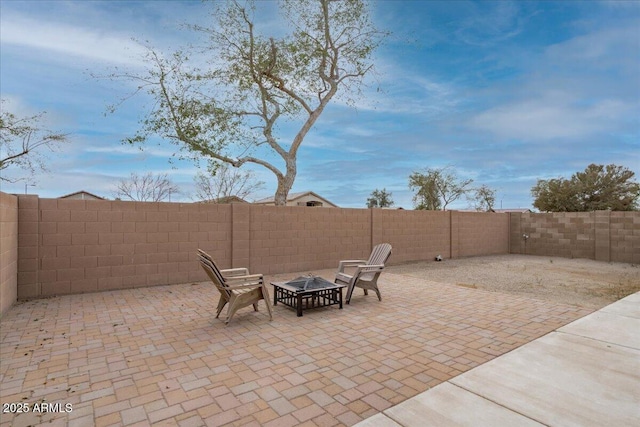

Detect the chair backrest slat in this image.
[203,257,226,285]
[361,243,392,281]
[368,243,392,265]
[198,250,230,296]
[198,250,226,282]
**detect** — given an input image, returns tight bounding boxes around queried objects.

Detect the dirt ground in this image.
[386,254,640,309]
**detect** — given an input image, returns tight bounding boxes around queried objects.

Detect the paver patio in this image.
[0,268,592,426]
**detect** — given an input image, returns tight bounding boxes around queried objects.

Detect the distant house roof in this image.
[453,208,533,213]
[492,208,533,213]
[254,191,338,207]
[217,196,249,204]
[59,191,105,200]
[198,196,249,204]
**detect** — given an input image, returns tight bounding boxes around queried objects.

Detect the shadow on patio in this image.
[0,267,591,427]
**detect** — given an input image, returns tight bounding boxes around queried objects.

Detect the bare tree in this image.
[0,100,68,182]
[194,164,264,202]
[106,0,387,205]
[113,172,180,202]
[409,166,473,210]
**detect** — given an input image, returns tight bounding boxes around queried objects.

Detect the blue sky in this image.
[1,0,638,209]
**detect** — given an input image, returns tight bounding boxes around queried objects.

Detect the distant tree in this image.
[0,100,68,182]
[366,188,394,208]
[472,184,496,212]
[531,178,579,212]
[409,171,441,210]
[409,166,473,210]
[194,164,264,203]
[532,164,640,212]
[107,0,387,206]
[113,172,180,202]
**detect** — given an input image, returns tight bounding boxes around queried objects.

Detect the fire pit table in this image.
[271,276,346,317]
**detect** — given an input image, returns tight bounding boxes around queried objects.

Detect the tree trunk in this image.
[273,158,297,206]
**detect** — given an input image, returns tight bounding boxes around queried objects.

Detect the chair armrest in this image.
[353,264,385,273]
[221,268,250,277]
[357,263,385,269]
[225,282,264,290]
[225,274,263,284]
[337,260,367,272]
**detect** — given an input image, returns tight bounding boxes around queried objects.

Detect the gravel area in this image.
[387,254,640,309]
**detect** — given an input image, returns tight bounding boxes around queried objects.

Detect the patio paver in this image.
[1,269,592,426]
[365,291,640,426]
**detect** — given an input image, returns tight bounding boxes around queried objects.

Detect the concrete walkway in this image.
[356,291,640,427]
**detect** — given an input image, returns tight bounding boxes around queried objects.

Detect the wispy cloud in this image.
[470,94,630,140]
[545,23,640,70]
[331,71,461,119]
[1,14,148,67]
[453,1,530,47]
[1,1,638,209]
[468,20,640,143]
[83,144,178,158]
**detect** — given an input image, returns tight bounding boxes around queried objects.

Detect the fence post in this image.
[231,203,251,269]
[594,210,611,262]
[509,212,523,254]
[1,192,19,315]
[371,208,383,251]
[449,210,459,259]
[16,194,41,299]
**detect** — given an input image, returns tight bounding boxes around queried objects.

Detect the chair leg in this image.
[252,303,259,312]
[261,287,273,320]
[215,297,228,318]
[225,298,241,325]
[346,281,356,304]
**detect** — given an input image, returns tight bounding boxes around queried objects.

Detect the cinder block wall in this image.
[610,212,640,263]
[17,195,41,298]
[14,195,515,298]
[510,212,595,259]
[13,194,640,299]
[18,196,233,299]
[1,192,18,317]
[510,211,640,264]
[374,210,510,262]
[377,209,451,262]
[248,206,371,274]
[455,211,510,257]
